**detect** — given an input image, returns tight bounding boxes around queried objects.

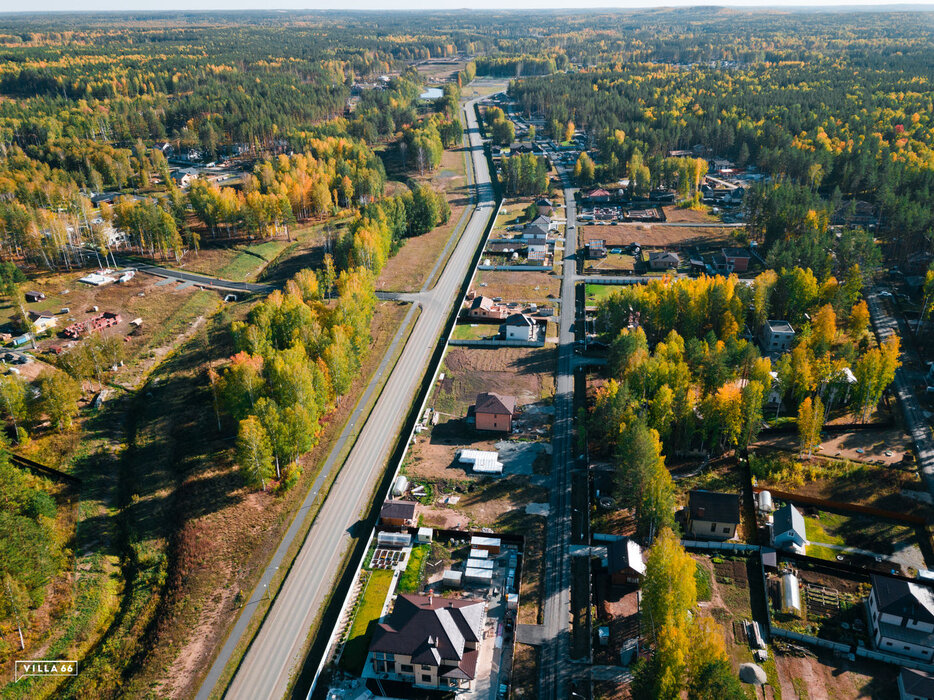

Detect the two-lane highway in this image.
[200,98,496,700]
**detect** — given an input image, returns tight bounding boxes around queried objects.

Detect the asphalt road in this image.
[865,287,934,500]
[539,157,579,699]
[124,260,277,294]
[211,97,496,700]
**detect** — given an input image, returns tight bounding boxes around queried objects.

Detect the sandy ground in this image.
[773,652,892,699]
[580,223,734,248]
[757,426,914,466]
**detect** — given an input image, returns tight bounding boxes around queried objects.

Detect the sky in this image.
[0,0,924,13]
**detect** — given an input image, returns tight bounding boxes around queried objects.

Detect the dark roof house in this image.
[872,574,934,624]
[475,392,517,417]
[380,500,418,525]
[689,490,740,524]
[369,594,485,682]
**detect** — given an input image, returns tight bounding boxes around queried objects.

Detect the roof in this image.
[689,490,740,524]
[587,240,606,248]
[585,188,611,198]
[722,247,751,258]
[504,313,534,327]
[471,296,494,311]
[607,538,646,576]
[29,311,55,319]
[649,251,681,262]
[522,224,550,239]
[900,669,934,696]
[369,594,485,678]
[380,500,417,521]
[458,449,503,474]
[529,215,552,228]
[766,320,795,334]
[774,503,805,538]
[475,392,516,416]
[872,574,934,624]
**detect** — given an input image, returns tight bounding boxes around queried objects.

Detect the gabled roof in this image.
[504,313,534,327]
[475,392,516,416]
[649,251,680,262]
[765,320,794,334]
[585,188,611,198]
[689,490,740,524]
[521,224,550,239]
[872,574,934,624]
[470,296,494,311]
[899,668,934,697]
[380,500,417,521]
[529,215,552,228]
[369,594,485,677]
[774,503,805,538]
[607,538,646,576]
[722,247,751,258]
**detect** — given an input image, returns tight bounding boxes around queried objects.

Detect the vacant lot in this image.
[774,653,893,700]
[584,253,635,273]
[660,205,719,224]
[437,345,555,416]
[580,224,734,248]
[473,269,561,302]
[802,508,925,570]
[378,147,471,292]
[760,425,913,466]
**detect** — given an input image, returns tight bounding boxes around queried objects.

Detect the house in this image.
[467,296,508,321]
[772,504,806,554]
[607,538,645,585]
[647,251,681,271]
[898,668,934,700]
[473,392,517,433]
[368,594,486,692]
[716,247,751,273]
[526,242,550,262]
[501,313,537,342]
[28,311,57,334]
[759,320,796,354]
[528,215,557,231]
[869,574,934,662]
[521,224,550,243]
[379,500,418,528]
[585,240,607,259]
[535,198,553,209]
[171,167,199,188]
[687,490,741,540]
[583,188,612,203]
[24,291,45,303]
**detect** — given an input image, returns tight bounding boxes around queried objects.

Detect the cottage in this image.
[521,224,550,242]
[687,490,741,540]
[528,215,557,231]
[585,240,607,259]
[368,593,486,692]
[607,538,645,585]
[467,296,508,321]
[583,188,612,203]
[28,311,57,334]
[869,574,934,662]
[502,313,538,342]
[473,392,516,433]
[772,504,806,554]
[24,291,45,303]
[898,668,934,700]
[716,247,751,273]
[647,251,681,271]
[380,500,418,528]
[759,320,796,354]
[171,167,199,188]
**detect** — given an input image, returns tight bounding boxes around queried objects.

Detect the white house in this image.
[502,313,537,342]
[759,320,795,354]
[869,574,934,662]
[28,311,57,334]
[521,224,550,243]
[772,503,806,555]
[171,167,200,188]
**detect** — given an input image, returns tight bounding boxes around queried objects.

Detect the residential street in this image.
[197,97,496,700]
[865,287,934,499]
[539,155,579,699]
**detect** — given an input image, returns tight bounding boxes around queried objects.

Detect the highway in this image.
[207,97,496,700]
[539,153,579,699]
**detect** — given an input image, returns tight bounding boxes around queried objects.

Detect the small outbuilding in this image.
[772,504,807,554]
[380,500,418,528]
[607,538,646,585]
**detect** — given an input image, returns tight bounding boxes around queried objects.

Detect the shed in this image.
[24,291,45,303]
[442,569,463,588]
[416,527,433,544]
[598,627,610,647]
[466,558,494,570]
[380,500,418,528]
[507,593,519,610]
[469,548,490,560]
[470,536,501,555]
[465,567,494,584]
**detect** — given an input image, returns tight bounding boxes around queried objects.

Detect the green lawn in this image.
[216,239,293,282]
[340,569,394,674]
[398,544,430,594]
[451,322,500,341]
[584,284,618,302]
[695,562,713,602]
[804,513,846,547]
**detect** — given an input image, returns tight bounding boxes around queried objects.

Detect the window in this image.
[710,523,717,533]
[905,646,911,651]
[723,527,731,534]
[421,674,433,683]
[401,664,414,674]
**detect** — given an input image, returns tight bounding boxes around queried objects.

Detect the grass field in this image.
[339,569,394,674]
[450,322,500,341]
[397,544,429,594]
[584,284,619,303]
